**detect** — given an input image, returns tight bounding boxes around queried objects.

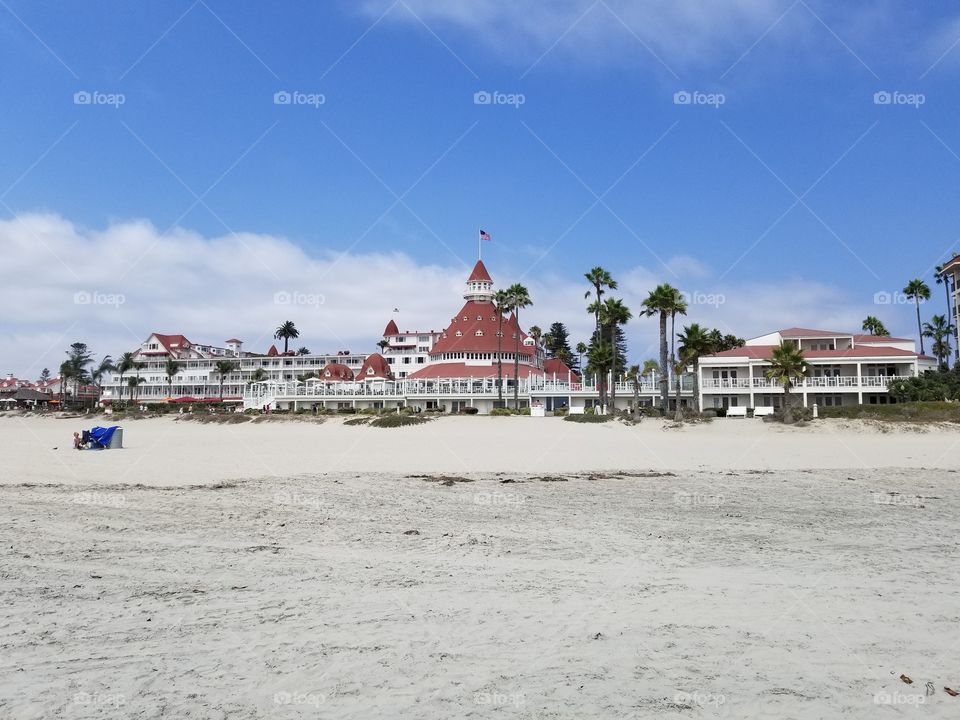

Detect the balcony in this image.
[700,375,908,391]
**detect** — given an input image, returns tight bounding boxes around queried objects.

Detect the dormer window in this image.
[476,315,482,321]
[463,316,468,321]
[367,368,374,375]
[455,331,463,337]
[475,330,484,336]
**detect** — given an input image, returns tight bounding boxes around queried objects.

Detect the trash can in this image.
[107,427,123,449]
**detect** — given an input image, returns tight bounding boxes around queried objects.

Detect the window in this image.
[455,330,463,337]
[475,330,483,336]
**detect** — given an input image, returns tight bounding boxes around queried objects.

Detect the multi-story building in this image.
[697,327,935,410]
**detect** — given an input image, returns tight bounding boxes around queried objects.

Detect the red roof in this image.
[407,362,543,380]
[778,327,851,338]
[852,334,911,343]
[467,259,492,283]
[357,353,393,380]
[152,333,191,353]
[543,358,580,382]
[429,300,531,357]
[266,345,279,357]
[319,362,354,381]
[383,319,399,336]
[224,338,243,344]
[706,345,920,360]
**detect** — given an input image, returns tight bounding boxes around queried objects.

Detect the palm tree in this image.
[642,358,659,384]
[575,342,587,374]
[586,341,612,411]
[116,352,135,407]
[132,362,146,404]
[248,368,269,384]
[601,298,631,413]
[935,262,953,319]
[58,360,73,407]
[922,315,954,368]
[164,357,179,399]
[641,283,683,412]
[493,289,511,406]
[214,360,237,401]
[505,283,533,409]
[584,267,617,335]
[677,323,713,413]
[127,376,145,404]
[627,364,643,420]
[274,321,300,354]
[296,346,310,356]
[667,287,688,375]
[377,339,390,352]
[861,316,889,336]
[903,279,931,354]
[765,344,810,424]
[672,354,689,422]
[65,342,93,403]
[90,356,115,407]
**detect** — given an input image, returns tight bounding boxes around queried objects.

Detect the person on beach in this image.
[73,432,83,450]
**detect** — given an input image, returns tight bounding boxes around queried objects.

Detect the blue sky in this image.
[3,0,960,374]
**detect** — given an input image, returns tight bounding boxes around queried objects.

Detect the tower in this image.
[464,259,494,302]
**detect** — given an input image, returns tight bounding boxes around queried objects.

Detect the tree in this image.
[706,330,745,352]
[642,358,660,383]
[164,357,179,399]
[584,267,617,336]
[274,321,300,354]
[127,376,145,404]
[641,283,684,412]
[673,354,688,421]
[377,339,390,352]
[132,362,146,404]
[586,341,612,409]
[544,322,575,370]
[529,325,542,346]
[861,316,890,336]
[678,323,713,413]
[90,356,116,406]
[296,346,310,356]
[765,344,810,424]
[627,364,643,421]
[58,360,73,406]
[575,342,588,374]
[601,298,631,412]
[504,283,532,409]
[65,342,93,403]
[39,368,50,383]
[903,279,931,354]
[923,315,954,368]
[214,360,237,401]
[116,352,135,407]
[935,261,954,325]
[248,368,269,384]
[494,289,511,405]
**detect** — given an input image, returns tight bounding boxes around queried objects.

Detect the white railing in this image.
[700,375,908,391]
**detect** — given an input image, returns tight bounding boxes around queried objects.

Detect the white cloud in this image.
[0,213,897,378]
[358,0,808,70]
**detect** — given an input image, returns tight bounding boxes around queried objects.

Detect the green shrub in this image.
[459,406,479,414]
[490,407,514,416]
[369,414,431,428]
[564,412,613,423]
[344,416,370,426]
[337,407,357,414]
[553,407,569,416]
[817,401,960,423]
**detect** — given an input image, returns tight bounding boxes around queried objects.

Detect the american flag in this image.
[479,229,491,241]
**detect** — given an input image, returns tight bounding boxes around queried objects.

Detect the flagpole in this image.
[478,228,481,261]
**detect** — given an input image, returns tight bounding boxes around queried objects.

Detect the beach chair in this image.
[753,406,775,417]
[727,406,748,418]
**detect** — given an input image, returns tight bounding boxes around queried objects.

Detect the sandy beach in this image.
[2,415,960,718]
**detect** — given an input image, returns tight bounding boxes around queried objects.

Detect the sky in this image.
[3,0,960,376]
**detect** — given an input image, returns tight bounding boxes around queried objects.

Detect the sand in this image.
[1,415,959,718]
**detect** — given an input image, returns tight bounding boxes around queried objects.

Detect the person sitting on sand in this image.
[73,432,83,450]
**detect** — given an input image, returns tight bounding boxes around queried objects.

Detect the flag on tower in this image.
[479,229,491,241]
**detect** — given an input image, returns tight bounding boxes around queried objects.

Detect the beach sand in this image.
[1,415,959,718]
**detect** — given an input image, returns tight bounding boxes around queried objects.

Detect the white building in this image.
[698,327,936,410]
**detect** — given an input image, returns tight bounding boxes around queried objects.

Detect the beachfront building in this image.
[697,327,936,410]
[936,253,960,362]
